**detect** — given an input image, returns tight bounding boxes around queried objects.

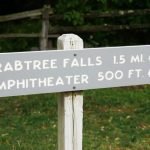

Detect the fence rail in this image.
[0,23,149,39]
[0,8,150,22]
[49,9,150,21]
[0,7,53,22]
[0,33,60,38]
[48,24,150,34]
[0,7,150,49]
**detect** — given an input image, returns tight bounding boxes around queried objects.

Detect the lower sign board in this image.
[0,45,149,97]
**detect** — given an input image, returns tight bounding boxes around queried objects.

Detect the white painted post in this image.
[57,34,83,150]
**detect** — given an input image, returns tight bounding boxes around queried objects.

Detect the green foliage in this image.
[0,38,39,53]
[55,0,150,25]
[53,0,150,46]
[0,20,41,52]
[64,11,84,26]
[0,1,150,51]
[0,1,149,149]
[55,0,88,26]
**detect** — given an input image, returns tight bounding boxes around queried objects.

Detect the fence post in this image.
[57,34,83,150]
[40,5,50,50]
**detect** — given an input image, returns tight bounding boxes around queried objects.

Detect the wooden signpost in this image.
[57,34,83,150]
[0,34,149,150]
[0,41,149,97]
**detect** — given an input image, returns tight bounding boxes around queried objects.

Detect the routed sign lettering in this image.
[0,45,149,97]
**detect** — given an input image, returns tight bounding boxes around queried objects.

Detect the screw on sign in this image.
[0,34,149,150]
[0,44,149,97]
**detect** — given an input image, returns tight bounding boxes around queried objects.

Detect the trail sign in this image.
[0,45,149,97]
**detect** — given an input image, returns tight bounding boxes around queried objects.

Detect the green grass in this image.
[0,85,150,150]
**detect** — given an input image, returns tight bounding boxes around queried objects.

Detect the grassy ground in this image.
[0,85,150,150]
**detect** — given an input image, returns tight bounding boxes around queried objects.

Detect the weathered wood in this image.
[72,92,83,150]
[0,23,149,40]
[40,6,50,50]
[0,7,53,22]
[0,33,40,38]
[49,9,150,21]
[49,24,150,34]
[0,8,149,42]
[57,34,83,150]
[0,8,149,23]
[85,9,150,19]
[0,33,59,38]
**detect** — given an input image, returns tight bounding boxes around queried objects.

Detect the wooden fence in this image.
[0,6,150,49]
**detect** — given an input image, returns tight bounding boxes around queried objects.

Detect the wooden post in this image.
[40,5,50,50]
[57,34,83,150]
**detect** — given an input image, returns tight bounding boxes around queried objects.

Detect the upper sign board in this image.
[0,45,149,97]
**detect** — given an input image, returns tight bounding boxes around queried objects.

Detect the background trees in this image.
[0,0,149,52]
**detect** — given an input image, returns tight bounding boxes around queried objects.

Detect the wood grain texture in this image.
[57,34,83,150]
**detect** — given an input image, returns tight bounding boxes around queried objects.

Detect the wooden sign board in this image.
[0,45,149,97]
